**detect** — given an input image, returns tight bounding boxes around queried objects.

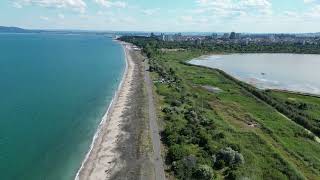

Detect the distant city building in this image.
[160,33,165,41]
[195,38,202,45]
[222,33,230,39]
[229,32,236,39]
[211,33,218,39]
[155,31,318,45]
[164,35,174,41]
[150,32,156,37]
[235,33,241,39]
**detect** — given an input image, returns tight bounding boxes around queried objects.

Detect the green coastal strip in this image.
[121,36,320,180]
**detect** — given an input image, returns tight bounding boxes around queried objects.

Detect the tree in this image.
[214,147,244,169]
[193,164,215,180]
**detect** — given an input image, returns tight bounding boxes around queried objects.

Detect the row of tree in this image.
[214,68,320,138]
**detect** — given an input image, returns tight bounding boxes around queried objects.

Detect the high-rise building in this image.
[222,33,230,39]
[164,35,174,41]
[160,33,165,41]
[211,33,218,39]
[235,33,241,39]
[229,32,236,39]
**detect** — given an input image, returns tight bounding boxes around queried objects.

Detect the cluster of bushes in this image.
[285,101,309,110]
[213,147,245,169]
[149,59,180,85]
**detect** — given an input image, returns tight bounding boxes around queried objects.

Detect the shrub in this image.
[214,147,245,169]
[185,109,198,122]
[162,107,173,114]
[173,156,198,179]
[167,144,199,162]
[193,164,215,180]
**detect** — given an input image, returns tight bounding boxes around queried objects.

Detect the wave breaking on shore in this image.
[74,41,130,180]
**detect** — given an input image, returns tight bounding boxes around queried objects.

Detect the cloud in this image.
[179,15,209,26]
[142,8,160,16]
[195,0,273,17]
[304,0,317,3]
[95,0,127,8]
[40,16,49,21]
[304,5,320,18]
[120,16,136,24]
[14,0,87,13]
[58,13,65,19]
[12,2,23,8]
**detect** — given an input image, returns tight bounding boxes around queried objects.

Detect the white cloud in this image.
[58,13,65,19]
[112,1,127,8]
[142,8,160,16]
[304,0,317,3]
[95,0,127,8]
[14,0,87,13]
[12,2,23,8]
[180,15,193,22]
[120,16,136,24]
[40,16,49,21]
[304,5,320,18]
[195,0,273,17]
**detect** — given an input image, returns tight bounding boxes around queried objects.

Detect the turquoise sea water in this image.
[0,33,125,179]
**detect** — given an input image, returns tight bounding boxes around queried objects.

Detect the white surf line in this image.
[74,41,129,180]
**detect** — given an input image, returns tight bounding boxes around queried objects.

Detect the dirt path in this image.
[144,58,166,180]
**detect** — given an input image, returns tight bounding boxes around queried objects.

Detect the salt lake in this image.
[189,54,320,95]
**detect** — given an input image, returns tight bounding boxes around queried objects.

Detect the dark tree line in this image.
[119,36,320,54]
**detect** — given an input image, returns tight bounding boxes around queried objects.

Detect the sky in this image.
[0,0,320,33]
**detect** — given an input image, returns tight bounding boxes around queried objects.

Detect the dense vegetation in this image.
[120,36,320,54]
[207,68,320,137]
[269,91,320,134]
[120,36,320,179]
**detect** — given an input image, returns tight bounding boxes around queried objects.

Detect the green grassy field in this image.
[268,90,320,130]
[153,50,320,179]
[121,37,320,180]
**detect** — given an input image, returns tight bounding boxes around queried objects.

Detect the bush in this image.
[167,144,199,162]
[214,147,245,169]
[185,109,199,122]
[193,164,215,180]
[172,156,198,179]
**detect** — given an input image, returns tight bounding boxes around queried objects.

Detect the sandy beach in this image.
[76,41,154,180]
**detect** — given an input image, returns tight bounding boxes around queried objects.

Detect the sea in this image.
[190,54,320,95]
[0,33,125,179]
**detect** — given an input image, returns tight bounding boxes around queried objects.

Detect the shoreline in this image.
[187,61,320,97]
[269,89,320,98]
[187,61,320,141]
[75,40,131,180]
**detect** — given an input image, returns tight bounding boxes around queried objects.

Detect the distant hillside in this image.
[0,26,109,35]
[0,26,30,33]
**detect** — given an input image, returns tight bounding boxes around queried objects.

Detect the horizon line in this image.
[1,25,320,35]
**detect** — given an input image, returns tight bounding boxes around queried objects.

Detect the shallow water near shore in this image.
[0,33,125,179]
[190,54,320,95]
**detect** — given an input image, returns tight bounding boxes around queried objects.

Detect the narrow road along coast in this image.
[144,57,166,180]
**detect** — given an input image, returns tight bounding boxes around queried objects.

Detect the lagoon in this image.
[190,54,320,95]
